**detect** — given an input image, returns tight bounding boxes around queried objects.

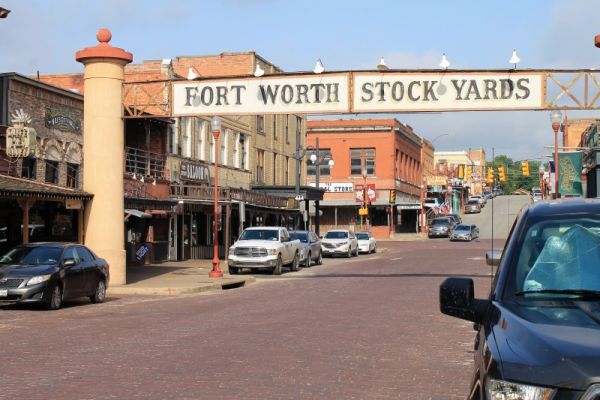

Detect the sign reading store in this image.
[173,71,544,116]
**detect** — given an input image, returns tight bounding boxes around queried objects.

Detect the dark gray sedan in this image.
[0,243,109,310]
[289,230,322,267]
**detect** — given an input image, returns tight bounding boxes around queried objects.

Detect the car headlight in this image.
[486,379,555,400]
[268,248,278,255]
[27,274,51,286]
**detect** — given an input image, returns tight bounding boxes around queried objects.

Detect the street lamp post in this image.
[309,137,334,236]
[209,116,223,278]
[550,110,563,199]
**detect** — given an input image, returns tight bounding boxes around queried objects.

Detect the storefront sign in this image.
[135,243,149,261]
[397,204,421,210]
[172,72,543,116]
[65,199,83,210]
[426,175,448,186]
[308,182,354,193]
[5,126,36,157]
[180,161,210,183]
[45,107,81,134]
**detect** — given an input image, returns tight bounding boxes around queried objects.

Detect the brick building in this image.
[40,52,306,262]
[0,73,90,254]
[306,119,423,238]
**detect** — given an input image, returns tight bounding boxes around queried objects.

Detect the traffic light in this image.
[389,190,396,204]
[486,167,495,184]
[498,166,506,182]
[521,161,530,176]
[465,165,472,180]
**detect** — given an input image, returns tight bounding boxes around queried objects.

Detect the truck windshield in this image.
[239,229,279,241]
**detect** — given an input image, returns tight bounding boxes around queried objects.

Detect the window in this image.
[257,115,265,134]
[45,160,59,184]
[221,129,229,166]
[76,246,95,262]
[67,163,79,188]
[273,116,278,140]
[233,132,240,169]
[351,148,376,176]
[284,156,289,185]
[285,117,289,143]
[307,149,333,176]
[273,153,277,184]
[182,117,192,158]
[240,135,247,171]
[197,119,207,161]
[170,119,180,155]
[21,158,36,179]
[256,149,265,183]
[209,132,215,163]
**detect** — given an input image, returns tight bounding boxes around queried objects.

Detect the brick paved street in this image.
[0,239,497,400]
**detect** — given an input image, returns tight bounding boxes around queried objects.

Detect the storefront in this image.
[0,174,91,255]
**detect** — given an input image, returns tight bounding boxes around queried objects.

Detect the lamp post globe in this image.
[550,110,562,199]
[209,116,223,278]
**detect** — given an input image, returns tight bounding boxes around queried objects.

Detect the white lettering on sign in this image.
[180,161,210,183]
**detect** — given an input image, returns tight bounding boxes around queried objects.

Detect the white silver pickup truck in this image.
[227,227,301,275]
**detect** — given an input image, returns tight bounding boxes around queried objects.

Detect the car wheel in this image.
[228,265,239,275]
[272,255,283,275]
[346,247,352,258]
[354,246,359,257]
[316,251,323,265]
[90,278,106,304]
[45,284,62,310]
[305,252,312,268]
[373,245,377,253]
[290,252,299,272]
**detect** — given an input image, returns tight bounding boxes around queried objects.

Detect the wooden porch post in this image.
[16,198,32,244]
[224,203,231,259]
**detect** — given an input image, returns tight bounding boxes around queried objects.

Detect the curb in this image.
[107,276,256,296]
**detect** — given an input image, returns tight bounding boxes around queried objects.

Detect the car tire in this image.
[229,265,239,275]
[316,251,323,265]
[372,245,377,253]
[272,255,283,275]
[45,284,62,310]
[305,252,312,268]
[290,252,299,272]
[346,247,352,258]
[354,247,359,257]
[90,278,106,304]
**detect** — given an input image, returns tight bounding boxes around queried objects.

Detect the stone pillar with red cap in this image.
[76,28,132,285]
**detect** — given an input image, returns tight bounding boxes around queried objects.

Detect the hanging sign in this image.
[6,126,36,157]
[172,71,543,115]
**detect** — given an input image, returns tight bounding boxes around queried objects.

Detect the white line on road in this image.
[390,257,403,261]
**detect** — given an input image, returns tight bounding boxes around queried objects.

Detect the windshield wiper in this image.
[515,289,600,298]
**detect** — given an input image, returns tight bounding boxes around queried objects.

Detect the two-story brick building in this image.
[40,52,307,263]
[306,119,423,238]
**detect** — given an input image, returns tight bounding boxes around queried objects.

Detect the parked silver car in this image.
[289,230,322,267]
[321,229,359,258]
[449,224,479,241]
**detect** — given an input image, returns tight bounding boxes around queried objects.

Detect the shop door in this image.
[168,215,177,261]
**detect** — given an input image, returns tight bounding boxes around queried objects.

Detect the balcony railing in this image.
[170,184,290,208]
[125,147,166,179]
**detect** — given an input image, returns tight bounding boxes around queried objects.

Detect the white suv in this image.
[321,229,359,258]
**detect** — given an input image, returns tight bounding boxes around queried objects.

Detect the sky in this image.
[1,0,600,162]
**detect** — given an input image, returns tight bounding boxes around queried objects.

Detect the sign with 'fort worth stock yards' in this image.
[172,71,544,116]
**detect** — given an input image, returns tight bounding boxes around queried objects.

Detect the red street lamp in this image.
[209,116,223,278]
[550,110,562,199]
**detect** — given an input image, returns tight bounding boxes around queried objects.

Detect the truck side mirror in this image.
[485,250,502,266]
[439,277,488,323]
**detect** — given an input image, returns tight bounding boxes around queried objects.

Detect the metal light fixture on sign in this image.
[377,57,389,71]
[509,49,521,69]
[187,67,199,80]
[254,62,265,77]
[439,53,450,69]
[313,59,325,74]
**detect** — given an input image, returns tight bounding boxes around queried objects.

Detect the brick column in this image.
[76,28,132,285]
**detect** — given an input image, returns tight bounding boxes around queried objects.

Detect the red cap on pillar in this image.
[76,28,133,64]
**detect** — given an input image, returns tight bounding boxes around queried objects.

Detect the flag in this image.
[557,151,583,196]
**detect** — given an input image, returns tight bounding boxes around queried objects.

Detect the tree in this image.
[490,155,540,194]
